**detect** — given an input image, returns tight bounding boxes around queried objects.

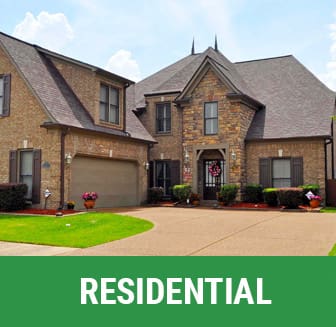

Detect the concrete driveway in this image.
[1,207,335,256]
[65,207,336,256]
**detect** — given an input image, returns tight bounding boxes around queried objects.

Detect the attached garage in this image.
[70,156,139,208]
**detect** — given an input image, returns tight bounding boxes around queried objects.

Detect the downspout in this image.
[59,128,68,209]
[332,119,335,179]
[123,83,130,132]
[325,138,332,206]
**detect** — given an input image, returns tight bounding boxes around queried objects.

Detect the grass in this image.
[329,244,336,256]
[320,207,336,213]
[0,212,153,248]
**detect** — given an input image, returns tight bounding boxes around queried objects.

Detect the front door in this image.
[203,159,225,200]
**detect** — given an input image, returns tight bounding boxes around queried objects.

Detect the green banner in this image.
[0,257,335,326]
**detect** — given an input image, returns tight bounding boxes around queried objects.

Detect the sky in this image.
[0,0,335,90]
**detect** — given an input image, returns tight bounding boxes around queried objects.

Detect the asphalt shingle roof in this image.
[128,48,335,140]
[0,32,155,143]
[235,56,336,139]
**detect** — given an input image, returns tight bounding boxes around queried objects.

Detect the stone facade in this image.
[0,45,148,208]
[246,139,326,194]
[181,68,256,198]
[139,67,258,200]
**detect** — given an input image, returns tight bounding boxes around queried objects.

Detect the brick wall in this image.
[246,139,326,194]
[50,57,125,131]
[138,93,183,162]
[0,45,148,208]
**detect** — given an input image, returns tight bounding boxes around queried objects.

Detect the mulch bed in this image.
[11,209,81,215]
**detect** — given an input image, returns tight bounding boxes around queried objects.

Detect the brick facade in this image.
[51,57,125,131]
[246,139,326,195]
[0,45,148,209]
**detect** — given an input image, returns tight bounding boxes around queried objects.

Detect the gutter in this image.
[59,128,69,209]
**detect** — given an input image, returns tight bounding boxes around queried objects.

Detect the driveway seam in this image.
[187,213,284,256]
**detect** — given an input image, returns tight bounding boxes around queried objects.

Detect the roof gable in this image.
[0,32,155,143]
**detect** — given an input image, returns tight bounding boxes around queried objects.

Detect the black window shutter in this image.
[3,74,11,116]
[149,161,154,188]
[259,158,271,188]
[291,157,303,187]
[170,160,180,187]
[9,150,17,183]
[32,149,42,204]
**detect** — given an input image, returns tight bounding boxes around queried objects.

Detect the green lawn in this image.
[329,244,336,256]
[0,212,153,248]
[320,207,336,213]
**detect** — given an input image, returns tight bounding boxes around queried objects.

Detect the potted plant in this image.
[82,192,98,209]
[309,195,322,208]
[67,200,75,210]
[190,193,200,206]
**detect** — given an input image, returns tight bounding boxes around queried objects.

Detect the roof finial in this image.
[191,37,195,55]
[214,34,218,52]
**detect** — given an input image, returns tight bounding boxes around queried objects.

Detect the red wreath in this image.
[208,161,221,177]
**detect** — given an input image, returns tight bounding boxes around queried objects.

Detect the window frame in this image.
[99,83,120,125]
[204,101,218,135]
[272,158,291,188]
[156,102,171,134]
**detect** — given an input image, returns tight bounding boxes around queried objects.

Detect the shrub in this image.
[277,187,303,209]
[299,184,320,205]
[263,188,278,207]
[244,184,263,203]
[0,183,28,211]
[172,184,192,203]
[219,184,239,205]
[148,187,164,204]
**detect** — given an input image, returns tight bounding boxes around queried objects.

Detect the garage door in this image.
[70,156,138,208]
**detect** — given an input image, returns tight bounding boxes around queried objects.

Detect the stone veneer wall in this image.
[182,68,256,195]
[246,139,326,194]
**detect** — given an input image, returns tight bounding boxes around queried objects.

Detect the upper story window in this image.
[156,103,171,133]
[204,102,218,135]
[0,74,11,117]
[99,84,119,124]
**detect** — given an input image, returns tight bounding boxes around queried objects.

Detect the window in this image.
[156,161,171,195]
[259,157,303,188]
[0,74,10,116]
[9,149,41,203]
[99,84,119,124]
[204,102,218,135]
[272,159,291,187]
[149,160,180,195]
[156,103,171,133]
[19,151,34,199]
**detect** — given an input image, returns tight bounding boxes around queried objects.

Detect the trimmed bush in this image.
[244,184,263,203]
[172,184,192,203]
[148,187,164,204]
[277,187,303,209]
[299,184,320,205]
[219,184,239,205]
[263,188,278,207]
[0,183,28,211]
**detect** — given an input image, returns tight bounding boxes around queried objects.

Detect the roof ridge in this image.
[234,54,293,64]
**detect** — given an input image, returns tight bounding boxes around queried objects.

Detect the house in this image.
[1,31,335,209]
[0,32,155,209]
[127,42,336,202]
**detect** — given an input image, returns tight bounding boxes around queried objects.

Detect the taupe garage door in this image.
[70,156,138,208]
